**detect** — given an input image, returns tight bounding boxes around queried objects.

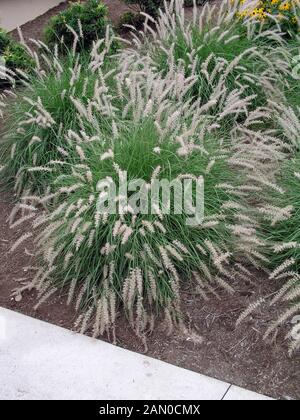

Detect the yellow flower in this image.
[237,11,247,18]
[279,2,291,10]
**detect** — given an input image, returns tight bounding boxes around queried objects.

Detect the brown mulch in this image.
[1,0,299,402]
[0,191,299,401]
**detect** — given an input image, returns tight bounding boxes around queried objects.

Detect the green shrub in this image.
[124,0,209,15]
[44,0,117,52]
[124,0,208,16]
[0,28,33,87]
[0,29,10,52]
[118,11,145,30]
[3,43,33,72]
[124,0,164,17]
[184,0,208,6]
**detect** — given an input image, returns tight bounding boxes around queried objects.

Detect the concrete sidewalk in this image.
[0,307,273,400]
[0,0,64,31]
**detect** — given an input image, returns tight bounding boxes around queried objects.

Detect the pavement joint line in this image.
[221,384,232,400]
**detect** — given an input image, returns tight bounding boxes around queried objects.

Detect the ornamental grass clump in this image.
[259,150,300,354]
[129,0,290,109]
[0,29,119,195]
[276,38,300,110]
[234,103,300,355]
[237,158,300,355]
[8,56,269,342]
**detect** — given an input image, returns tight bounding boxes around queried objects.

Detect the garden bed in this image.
[0,191,299,400]
[1,0,299,402]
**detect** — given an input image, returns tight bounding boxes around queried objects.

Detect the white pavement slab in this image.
[0,0,64,31]
[0,307,273,400]
[0,307,230,400]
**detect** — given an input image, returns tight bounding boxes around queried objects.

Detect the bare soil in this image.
[1,0,299,402]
